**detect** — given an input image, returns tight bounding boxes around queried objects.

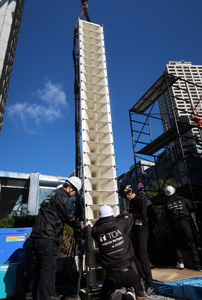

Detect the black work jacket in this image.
[138,191,158,228]
[91,213,134,271]
[129,195,148,229]
[164,194,193,224]
[31,187,81,243]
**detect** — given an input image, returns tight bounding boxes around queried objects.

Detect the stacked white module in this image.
[78,19,119,287]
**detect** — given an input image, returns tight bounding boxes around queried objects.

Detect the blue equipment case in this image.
[0,228,32,299]
[0,263,18,299]
[0,228,32,265]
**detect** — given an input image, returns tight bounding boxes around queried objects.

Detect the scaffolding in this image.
[129,72,202,240]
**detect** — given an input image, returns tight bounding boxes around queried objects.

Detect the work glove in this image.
[80,221,85,230]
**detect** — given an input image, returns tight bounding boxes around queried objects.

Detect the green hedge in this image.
[0,215,37,228]
[0,215,75,257]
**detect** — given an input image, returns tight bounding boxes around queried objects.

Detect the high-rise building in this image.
[157,61,202,184]
[158,61,202,149]
[117,160,155,192]
[130,61,202,187]
[0,0,25,134]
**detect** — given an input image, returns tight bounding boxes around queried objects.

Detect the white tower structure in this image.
[73,19,119,292]
[0,0,25,134]
[158,61,202,147]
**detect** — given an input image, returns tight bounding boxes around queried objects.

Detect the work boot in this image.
[193,267,202,271]
[110,289,123,300]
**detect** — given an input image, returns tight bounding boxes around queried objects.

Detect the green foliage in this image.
[0,215,15,228]
[146,178,181,198]
[0,215,76,258]
[13,215,37,227]
[58,224,75,257]
[0,215,37,228]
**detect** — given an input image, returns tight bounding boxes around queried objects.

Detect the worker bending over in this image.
[30,177,85,300]
[92,205,142,300]
[79,0,92,22]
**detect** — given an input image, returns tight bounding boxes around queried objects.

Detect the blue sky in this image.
[1,0,202,178]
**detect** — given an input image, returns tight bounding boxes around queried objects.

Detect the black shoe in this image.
[51,295,62,300]
[110,289,123,300]
[137,290,146,297]
[194,267,202,271]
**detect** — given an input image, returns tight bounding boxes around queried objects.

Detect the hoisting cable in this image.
[72,20,86,299]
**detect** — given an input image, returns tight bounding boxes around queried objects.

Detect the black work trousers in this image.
[99,266,141,300]
[79,5,91,22]
[170,220,201,270]
[32,238,59,300]
[132,228,154,289]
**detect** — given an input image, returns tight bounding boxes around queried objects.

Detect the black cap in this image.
[119,184,132,197]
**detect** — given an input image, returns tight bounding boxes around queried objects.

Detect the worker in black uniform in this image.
[137,183,158,258]
[30,177,85,300]
[92,205,142,300]
[119,185,155,296]
[164,185,201,270]
[137,183,158,230]
[79,0,92,22]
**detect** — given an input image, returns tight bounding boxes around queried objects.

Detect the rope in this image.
[140,278,176,300]
[145,295,176,300]
[145,296,176,300]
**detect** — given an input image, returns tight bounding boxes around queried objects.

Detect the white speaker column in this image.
[77,19,120,288]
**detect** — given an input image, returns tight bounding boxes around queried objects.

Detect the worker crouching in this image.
[92,205,142,300]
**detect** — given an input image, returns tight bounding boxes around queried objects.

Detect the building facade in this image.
[158,61,202,151]
[117,160,155,193]
[0,170,71,220]
[0,0,25,134]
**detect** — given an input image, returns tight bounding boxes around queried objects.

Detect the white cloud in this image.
[37,79,68,108]
[7,79,69,134]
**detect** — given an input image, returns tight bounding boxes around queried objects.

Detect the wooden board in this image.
[152,268,202,283]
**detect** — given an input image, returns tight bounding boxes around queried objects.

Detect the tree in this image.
[146,179,181,199]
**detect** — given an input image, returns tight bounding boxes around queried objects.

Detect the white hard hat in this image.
[66,176,82,194]
[99,205,114,218]
[56,184,63,189]
[165,185,175,196]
